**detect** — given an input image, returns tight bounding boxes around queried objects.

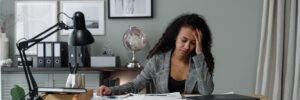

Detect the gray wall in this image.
[0,0,263,94]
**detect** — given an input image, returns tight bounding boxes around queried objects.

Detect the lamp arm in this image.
[16,21,70,100]
[26,22,70,49]
[17,48,37,100]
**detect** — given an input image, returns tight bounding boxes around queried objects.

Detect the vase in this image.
[0,33,9,61]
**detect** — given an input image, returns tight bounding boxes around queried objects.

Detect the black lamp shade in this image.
[69,11,94,46]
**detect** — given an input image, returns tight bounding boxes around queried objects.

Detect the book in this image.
[38,87,87,93]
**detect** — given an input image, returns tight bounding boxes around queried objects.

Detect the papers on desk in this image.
[91,92,182,100]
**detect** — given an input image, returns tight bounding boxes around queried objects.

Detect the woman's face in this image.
[175,26,196,57]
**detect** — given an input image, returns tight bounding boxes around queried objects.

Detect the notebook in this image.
[38,87,87,93]
[185,94,260,100]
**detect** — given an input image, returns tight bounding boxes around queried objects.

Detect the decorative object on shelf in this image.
[0,58,12,67]
[16,11,94,100]
[0,33,9,61]
[60,0,105,35]
[108,0,153,18]
[15,1,58,55]
[65,73,85,88]
[122,26,146,69]
[102,45,114,56]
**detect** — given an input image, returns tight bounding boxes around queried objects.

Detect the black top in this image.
[168,75,186,93]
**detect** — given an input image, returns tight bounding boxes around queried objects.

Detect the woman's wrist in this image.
[196,51,203,55]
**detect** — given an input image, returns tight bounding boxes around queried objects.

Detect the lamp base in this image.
[125,60,142,69]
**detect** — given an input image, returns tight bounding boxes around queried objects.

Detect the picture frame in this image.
[59,0,105,35]
[15,1,58,55]
[108,0,153,18]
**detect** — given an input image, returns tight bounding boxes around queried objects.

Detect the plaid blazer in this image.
[111,50,214,95]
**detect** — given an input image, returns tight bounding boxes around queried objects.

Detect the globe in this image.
[122,26,146,51]
[122,26,146,69]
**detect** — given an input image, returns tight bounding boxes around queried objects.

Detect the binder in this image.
[45,42,53,67]
[53,42,68,67]
[37,42,45,67]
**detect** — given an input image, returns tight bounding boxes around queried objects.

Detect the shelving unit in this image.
[1,67,131,73]
[1,66,140,100]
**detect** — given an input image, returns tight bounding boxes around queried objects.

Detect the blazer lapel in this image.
[159,50,172,93]
[184,57,197,93]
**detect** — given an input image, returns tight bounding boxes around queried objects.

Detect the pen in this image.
[123,92,134,98]
[74,63,79,74]
[107,96,116,98]
[68,63,73,73]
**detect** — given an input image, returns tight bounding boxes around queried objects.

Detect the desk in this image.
[91,93,268,100]
[241,94,268,100]
[42,89,93,100]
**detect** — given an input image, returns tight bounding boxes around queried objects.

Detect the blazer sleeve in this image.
[192,53,214,95]
[110,57,156,95]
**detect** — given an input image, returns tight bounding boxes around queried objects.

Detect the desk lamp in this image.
[16,11,94,100]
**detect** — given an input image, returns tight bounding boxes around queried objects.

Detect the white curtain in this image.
[255,0,300,100]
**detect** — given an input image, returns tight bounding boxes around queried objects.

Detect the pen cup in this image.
[65,73,85,88]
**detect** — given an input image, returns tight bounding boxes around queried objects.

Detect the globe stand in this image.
[125,51,142,69]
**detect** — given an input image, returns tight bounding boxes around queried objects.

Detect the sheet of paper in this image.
[91,92,182,100]
[91,93,144,100]
[143,92,182,100]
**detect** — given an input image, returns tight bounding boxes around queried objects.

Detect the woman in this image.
[97,13,214,95]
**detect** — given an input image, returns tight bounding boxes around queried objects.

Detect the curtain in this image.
[255,0,299,100]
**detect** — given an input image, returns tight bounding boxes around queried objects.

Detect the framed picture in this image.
[108,0,153,18]
[15,1,58,55]
[60,0,105,35]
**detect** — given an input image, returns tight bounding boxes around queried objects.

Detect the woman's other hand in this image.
[97,85,112,96]
[193,29,203,55]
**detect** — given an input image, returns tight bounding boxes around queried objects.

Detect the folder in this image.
[53,42,68,67]
[37,42,45,67]
[45,42,53,67]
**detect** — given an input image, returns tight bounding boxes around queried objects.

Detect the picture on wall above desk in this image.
[108,0,153,19]
[15,1,58,55]
[59,0,105,35]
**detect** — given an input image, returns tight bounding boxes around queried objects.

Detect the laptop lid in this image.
[185,94,260,100]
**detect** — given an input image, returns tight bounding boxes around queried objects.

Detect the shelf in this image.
[1,67,135,73]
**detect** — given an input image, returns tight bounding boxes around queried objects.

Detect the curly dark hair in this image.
[147,13,214,74]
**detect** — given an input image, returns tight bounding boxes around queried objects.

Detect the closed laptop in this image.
[185,94,260,100]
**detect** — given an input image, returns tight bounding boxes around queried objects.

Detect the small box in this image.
[17,57,33,67]
[91,56,119,67]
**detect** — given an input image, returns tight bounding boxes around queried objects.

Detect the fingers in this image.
[96,86,102,96]
[192,30,198,41]
[97,85,112,96]
[97,85,106,96]
[194,29,203,54]
[196,29,202,40]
